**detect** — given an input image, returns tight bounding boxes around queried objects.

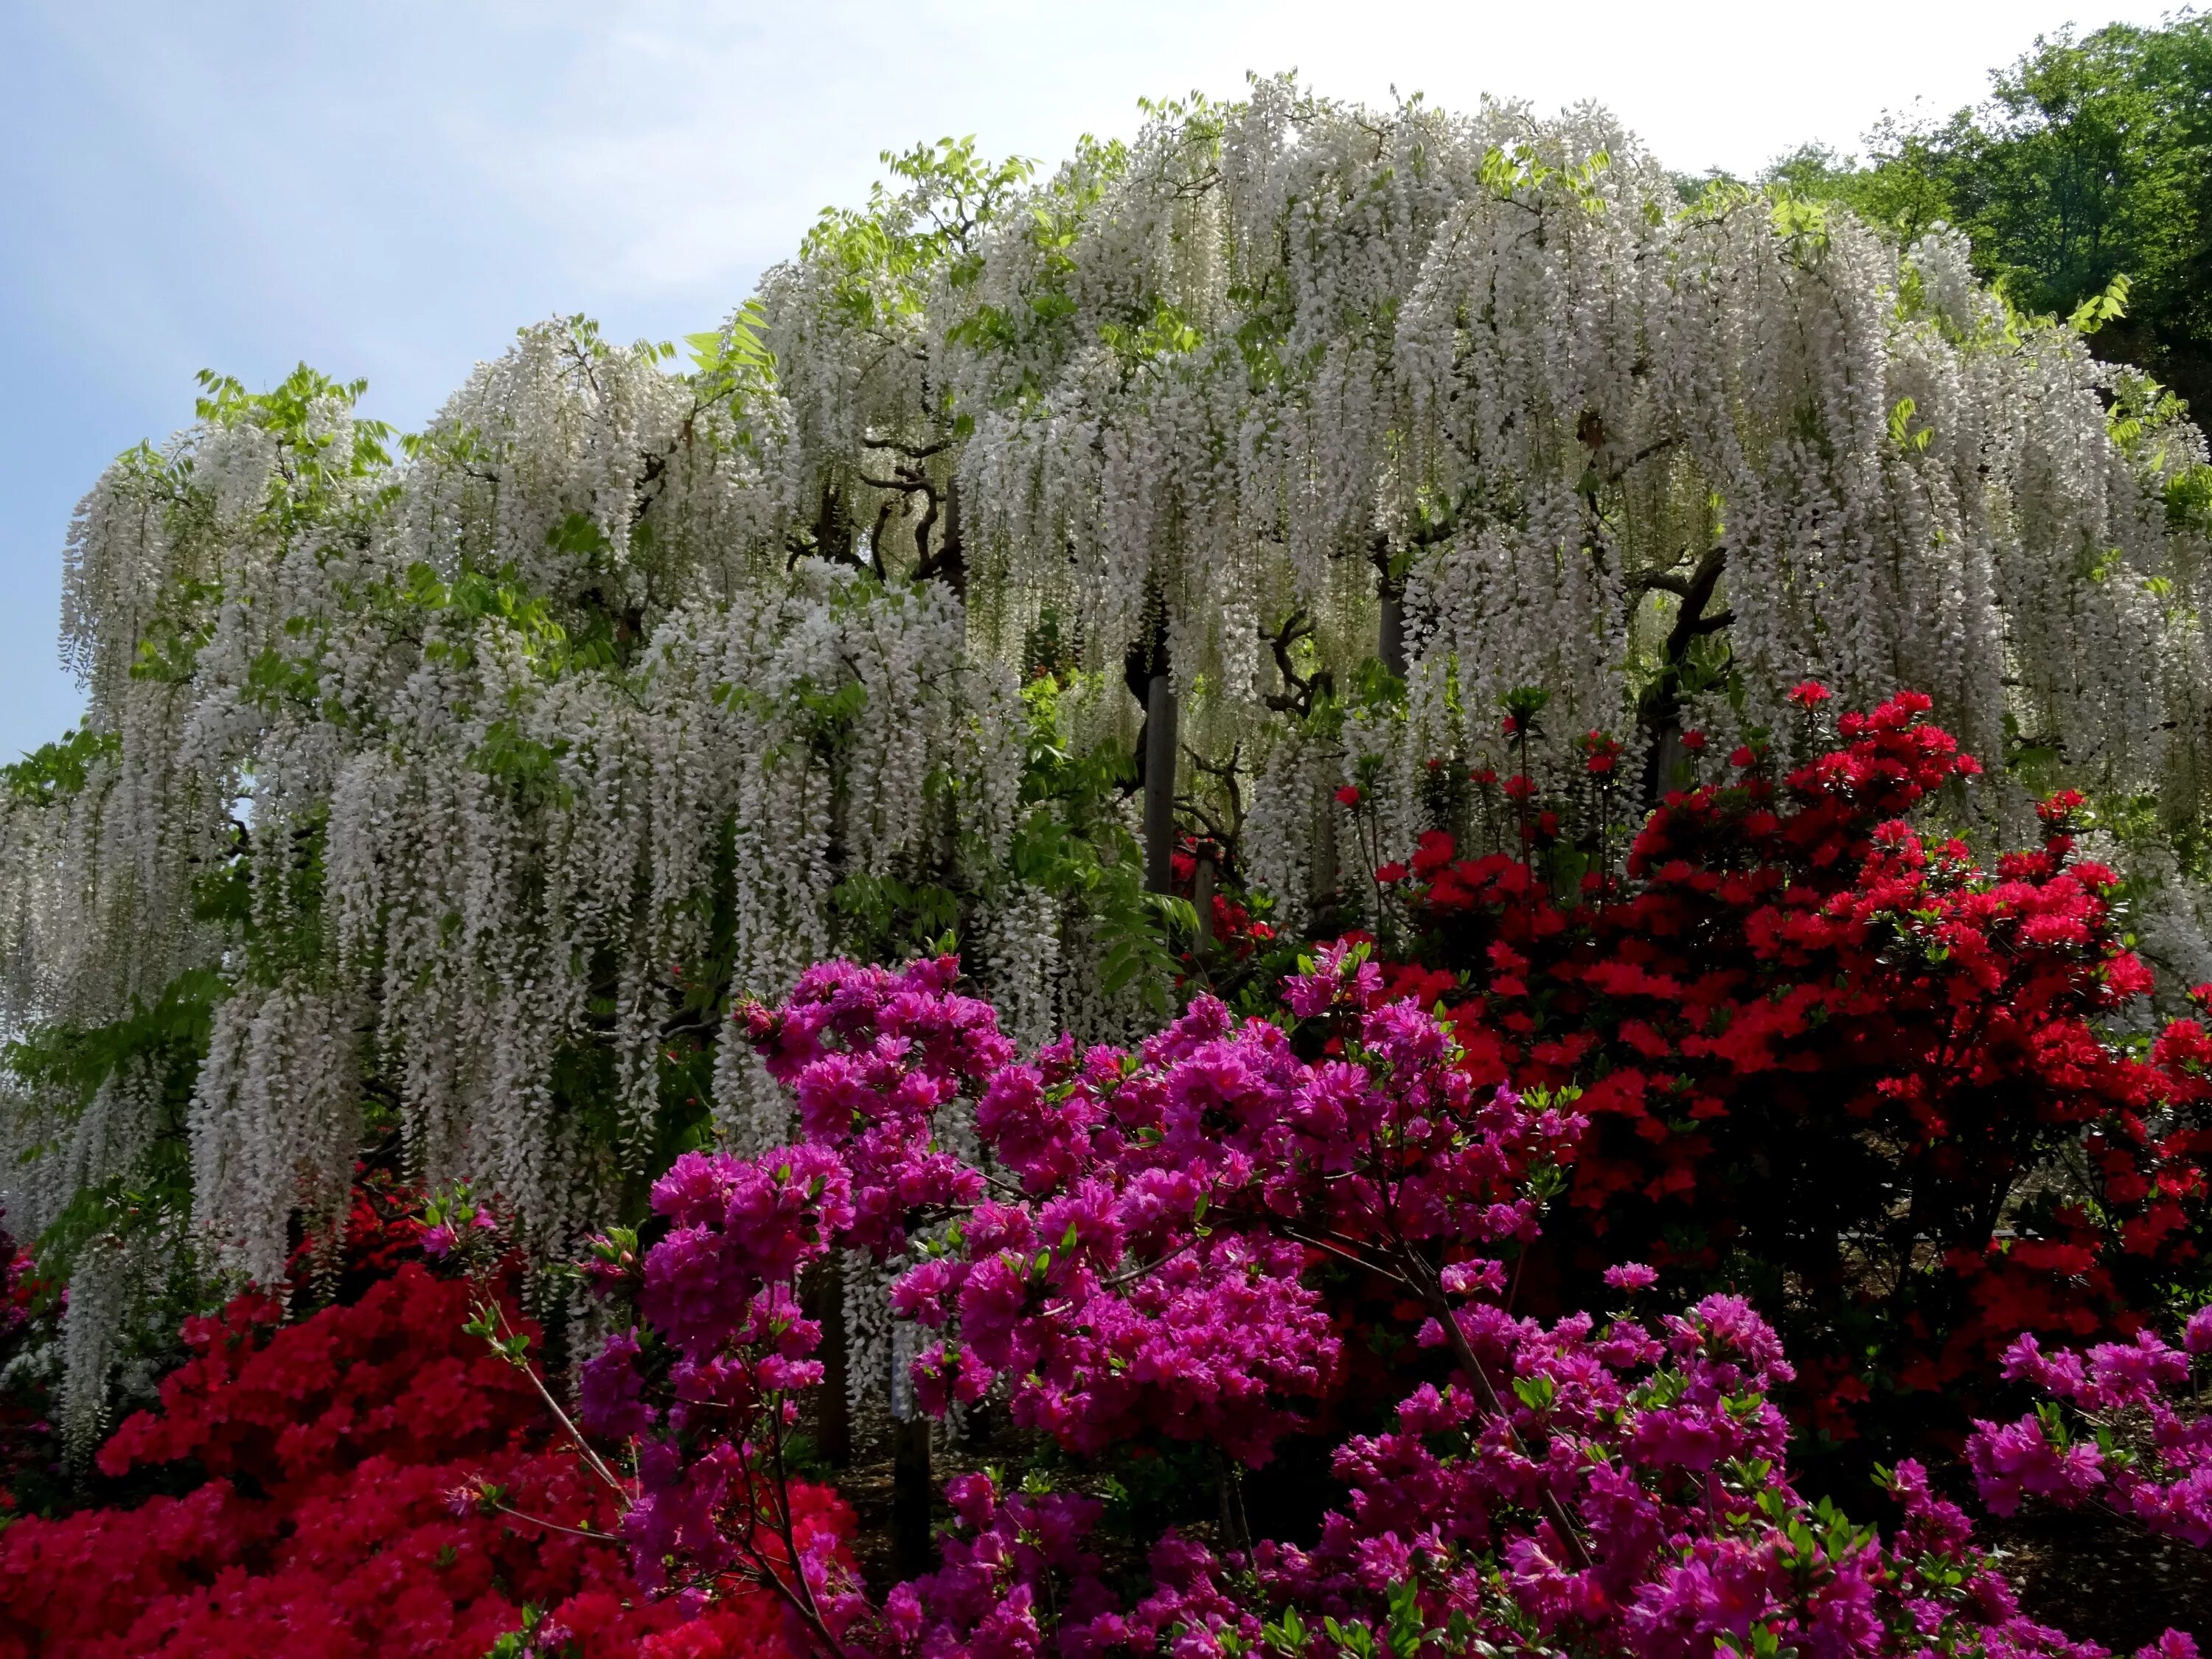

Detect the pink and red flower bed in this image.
[0,1255,846,1659]
[4,692,2211,1657]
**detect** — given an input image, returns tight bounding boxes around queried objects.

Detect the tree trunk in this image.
[935,475,966,599]
[1641,723,1687,809]
[813,478,852,566]
[1144,672,1179,894]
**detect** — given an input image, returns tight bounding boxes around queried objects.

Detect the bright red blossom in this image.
[0,1264,847,1659]
[1381,693,2212,1448]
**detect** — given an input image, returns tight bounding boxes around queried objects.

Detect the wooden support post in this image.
[803,1257,849,1467]
[1379,571,1407,680]
[891,1413,934,1580]
[1144,672,1179,894]
[1194,847,1216,953]
[1312,770,1340,922]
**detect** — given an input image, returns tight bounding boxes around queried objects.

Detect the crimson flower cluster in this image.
[0,1226,52,1514]
[1367,691,2211,1450]
[0,1259,845,1658]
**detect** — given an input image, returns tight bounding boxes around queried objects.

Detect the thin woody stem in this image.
[482,1300,627,1495]
[486,1498,614,1543]
[1280,1225,1415,1290]
[1396,1245,1596,1571]
[753,1396,853,1659]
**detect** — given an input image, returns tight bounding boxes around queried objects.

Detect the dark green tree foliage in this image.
[1765,15,2212,414]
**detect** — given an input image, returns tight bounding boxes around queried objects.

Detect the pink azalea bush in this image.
[1966,1311,2212,1547]
[573,948,2205,1659]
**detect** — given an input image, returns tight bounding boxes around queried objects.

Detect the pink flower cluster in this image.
[753,945,1579,1470]
[577,1144,855,1613]
[581,948,2201,1659]
[1966,1310,2212,1545]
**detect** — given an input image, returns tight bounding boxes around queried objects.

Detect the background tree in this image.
[1764,13,2212,414]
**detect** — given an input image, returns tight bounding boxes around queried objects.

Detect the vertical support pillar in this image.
[1379,572,1407,680]
[891,1415,934,1580]
[1144,672,1179,894]
[1193,849,1216,953]
[804,1257,849,1467]
[1312,768,1340,922]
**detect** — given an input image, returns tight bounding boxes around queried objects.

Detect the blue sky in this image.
[0,0,2181,763]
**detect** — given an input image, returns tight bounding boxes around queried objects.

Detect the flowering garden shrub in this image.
[0,1228,55,1520]
[1338,692,2212,1456]
[0,1255,846,1658]
[9,82,2211,1444]
[560,940,2205,1659]
[1965,1308,2212,1547]
[6,695,2210,1653]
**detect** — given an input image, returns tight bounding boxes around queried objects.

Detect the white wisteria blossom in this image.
[4,77,2208,1435]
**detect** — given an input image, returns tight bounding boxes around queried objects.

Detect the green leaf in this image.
[4,728,121,807]
[2067,271,2131,334]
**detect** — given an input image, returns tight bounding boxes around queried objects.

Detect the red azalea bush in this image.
[0,1256,849,1658]
[1352,692,2212,1453]
[0,1227,55,1517]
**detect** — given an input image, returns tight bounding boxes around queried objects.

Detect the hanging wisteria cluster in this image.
[0,333,1025,1435]
[4,76,2210,1435]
